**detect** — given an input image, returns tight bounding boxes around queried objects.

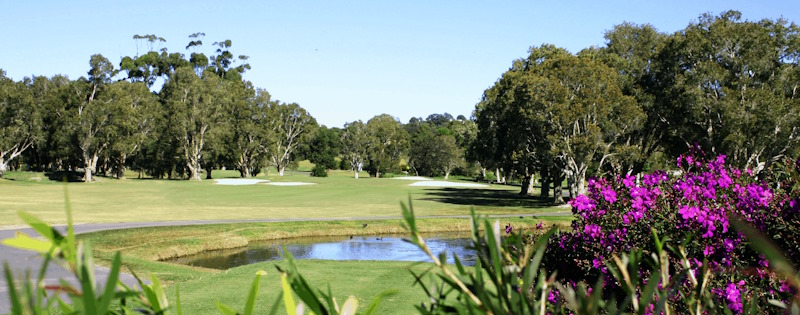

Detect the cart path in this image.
[0,211,572,313]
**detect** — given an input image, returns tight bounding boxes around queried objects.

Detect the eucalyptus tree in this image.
[0,71,40,178]
[341,120,370,178]
[263,102,317,176]
[530,46,643,196]
[105,81,158,178]
[160,66,224,180]
[64,54,119,182]
[599,22,669,174]
[408,124,461,178]
[661,11,800,171]
[365,114,409,178]
[230,87,270,178]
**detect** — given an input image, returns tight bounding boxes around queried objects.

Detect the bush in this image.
[310,164,328,177]
[542,147,800,313]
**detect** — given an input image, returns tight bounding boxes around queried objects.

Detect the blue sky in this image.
[2,1,798,128]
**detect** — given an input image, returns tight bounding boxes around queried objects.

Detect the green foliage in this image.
[306,126,342,170]
[311,164,328,177]
[365,114,409,178]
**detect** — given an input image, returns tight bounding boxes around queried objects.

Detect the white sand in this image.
[215,179,269,185]
[267,182,315,186]
[392,176,433,181]
[409,181,488,188]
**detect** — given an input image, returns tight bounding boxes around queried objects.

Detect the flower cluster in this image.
[543,149,800,314]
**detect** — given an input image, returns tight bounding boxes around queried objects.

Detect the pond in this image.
[166,234,476,270]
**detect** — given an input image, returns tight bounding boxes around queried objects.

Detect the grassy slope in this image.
[0,169,563,226]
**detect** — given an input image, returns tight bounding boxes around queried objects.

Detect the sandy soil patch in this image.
[408,181,488,188]
[392,176,432,181]
[215,179,270,185]
[266,182,315,186]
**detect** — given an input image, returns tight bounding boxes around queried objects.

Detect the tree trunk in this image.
[83,154,99,183]
[205,166,213,180]
[0,160,6,178]
[278,165,285,176]
[444,171,450,180]
[540,168,550,198]
[354,170,359,179]
[480,167,486,180]
[553,172,565,205]
[187,161,202,180]
[520,175,535,195]
[114,154,127,179]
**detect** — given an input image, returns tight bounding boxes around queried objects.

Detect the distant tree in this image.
[0,71,40,178]
[341,120,369,178]
[229,87,270,178]
[409,124,461,178]
[160,67,223,180]
[425,112,454,127]
[105,81,158,179]
[365,114,408,178]
[306,126,341,169]
[65,54,119,182]
[263,102,317,176]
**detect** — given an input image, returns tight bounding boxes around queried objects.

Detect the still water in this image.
[166,234,476,270]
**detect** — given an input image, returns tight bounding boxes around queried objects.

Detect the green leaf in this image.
[18,211,62,243]
[362,290,397,315]
[3,262,23,315]
[2,231,53,254]
[281,274,297,315]
[244,270,266,315]
[176,285,184,315]
[216,302,238,315]
[97,252,122,313]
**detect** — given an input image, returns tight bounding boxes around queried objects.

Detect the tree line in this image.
[0,33,475,181]
[473,10,800,202]
[2,11,799,198]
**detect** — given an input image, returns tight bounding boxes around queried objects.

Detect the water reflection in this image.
[166,234,476,270]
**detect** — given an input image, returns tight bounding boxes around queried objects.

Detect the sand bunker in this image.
[409,181,488,188]
[392,176,432,181]
[266,182,315,186]
[215,179,269,185]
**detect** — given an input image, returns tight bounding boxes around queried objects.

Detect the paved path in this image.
[0,211,571,313]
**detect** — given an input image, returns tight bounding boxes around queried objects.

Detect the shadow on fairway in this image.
[419,187,561,208]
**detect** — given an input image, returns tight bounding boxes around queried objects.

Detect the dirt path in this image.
[0,211,571,313]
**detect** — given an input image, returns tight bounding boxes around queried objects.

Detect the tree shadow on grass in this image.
[419,187,560,209]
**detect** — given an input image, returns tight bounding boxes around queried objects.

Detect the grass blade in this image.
[3,262,23,315]
[281,274,297,315]
[244,270,267,315]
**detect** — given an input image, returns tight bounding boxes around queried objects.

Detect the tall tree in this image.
[365,114,408,178]
[0,71,40,178]
[341,120,369,178]
[263,102,316,176]
[66,54,118,182]
[306,126,342,170]
[161,67,223,180]
[229,87,270,178]
[105,81,158,178]
[662,11,800,170]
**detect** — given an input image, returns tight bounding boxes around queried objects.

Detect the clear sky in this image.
[2,1,798,128]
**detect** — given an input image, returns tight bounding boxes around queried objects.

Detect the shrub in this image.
[310,164,328,177]
[542,147,800,313]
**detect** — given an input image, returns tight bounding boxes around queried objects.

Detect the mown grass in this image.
[80,217,571,314]
[0,168,564,227]
[170,260,435,315]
